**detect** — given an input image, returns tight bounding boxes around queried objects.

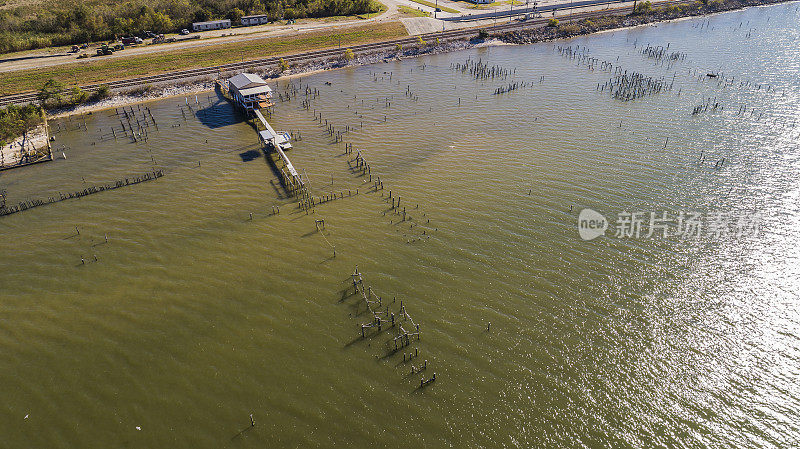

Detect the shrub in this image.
[548,18,559,27]
[559,23,581,34]
[126,85,154,96]
[634,0,652,13]
[91,84,111,101]
[478,29,490,39]
[343,48,354,61]
[395,43,403,51]
[417,35,426,46]
[69,86,88,105]
[279,57,289,72]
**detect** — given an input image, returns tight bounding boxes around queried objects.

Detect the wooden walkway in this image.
[252,109,303,195]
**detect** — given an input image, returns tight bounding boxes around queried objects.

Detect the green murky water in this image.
[2,3,799,447]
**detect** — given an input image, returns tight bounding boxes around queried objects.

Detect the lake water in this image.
[2,3,799,447]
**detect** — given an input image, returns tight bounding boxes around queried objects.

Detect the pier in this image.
[217,73,302,196]
[252,109,303,195]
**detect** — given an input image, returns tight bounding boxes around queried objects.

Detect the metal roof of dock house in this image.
[228,73,271,92]
[226,73,273,111]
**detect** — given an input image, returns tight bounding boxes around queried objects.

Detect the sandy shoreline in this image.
[0,123,50,169]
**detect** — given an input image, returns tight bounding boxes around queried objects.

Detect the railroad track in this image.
[0,0,690,107]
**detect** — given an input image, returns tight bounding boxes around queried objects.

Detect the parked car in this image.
[69,45,80,53]
[435,7,442,12]
[180,29,190,35]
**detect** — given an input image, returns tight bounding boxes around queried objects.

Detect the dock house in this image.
[226,73,273,112]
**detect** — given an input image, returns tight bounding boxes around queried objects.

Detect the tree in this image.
[343,48,354,61]
[229,8,245,22]
[37,78,63,106]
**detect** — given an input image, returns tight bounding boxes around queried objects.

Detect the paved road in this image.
[442,0,630,21]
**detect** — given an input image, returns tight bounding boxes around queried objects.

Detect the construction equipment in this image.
[96,44,114,56]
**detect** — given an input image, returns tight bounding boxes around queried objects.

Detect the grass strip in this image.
[409,0,461,13]
[0,22,407,96]
[398,5,432,16]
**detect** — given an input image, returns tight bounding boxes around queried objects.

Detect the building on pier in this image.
[225,73,274,112]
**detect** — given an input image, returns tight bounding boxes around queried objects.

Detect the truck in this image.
[121,36,143,45]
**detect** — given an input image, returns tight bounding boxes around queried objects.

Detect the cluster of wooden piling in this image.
[556,44,675,101]
[555,45,614,72]
[302,89,434,245]
[107,105,158,143]
[696,150,726,170]
[606,71,674,101]
[348,267,435,388]
[401,85,413,103]
[0,170,164,217]
[299,86,320,110]
[692,97,721,115]
[640,44,686,66]
[493,81,532,95]
[450,57,512,81]
[299,188,358,212]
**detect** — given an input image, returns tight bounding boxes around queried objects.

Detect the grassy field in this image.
[0,22,407,95]
[408,0,461,13]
